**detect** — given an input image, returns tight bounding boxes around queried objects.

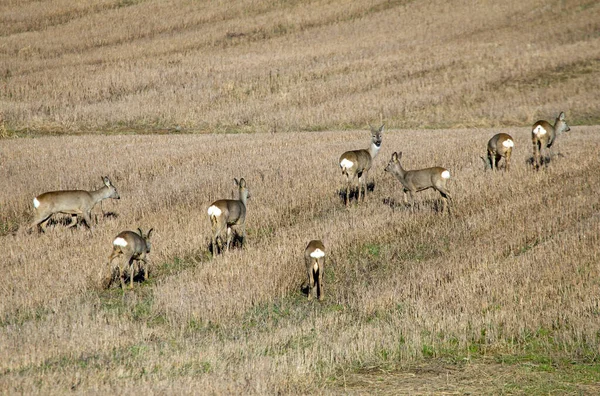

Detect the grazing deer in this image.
[304,240,325,301]
[339,124,384,205]
[531,111,570,169]
[208,178,250,255]
[384,152,452,213]
[482,133,514,171]
[28,176,120,233]
[105,228,153,289]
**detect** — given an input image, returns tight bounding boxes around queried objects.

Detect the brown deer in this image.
[28,176,119,233]
[384,152,452,213]
[531,111,570,169]
[208,178,250,255]
[105,228,153,289]
[339,124,383,206]
[482,133,514,171]
[304,240,325,301]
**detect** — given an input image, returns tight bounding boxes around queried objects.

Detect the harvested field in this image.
[1,127,600,393]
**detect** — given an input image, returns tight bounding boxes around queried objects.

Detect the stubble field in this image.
[2,0,600,393]
[1,126,600,393]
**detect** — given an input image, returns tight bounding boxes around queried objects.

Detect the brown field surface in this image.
[2,0,600,393]
[1,0,600,134]
[1,126,600,393]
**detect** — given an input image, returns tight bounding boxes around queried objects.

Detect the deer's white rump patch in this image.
[310,248,325,258]
[340,159,354,169]
[113,237,128,247]
[502,139,514,148]
[533,125,547,135]
[33,198,40,208]
[207,205,222,217]
[441,170,451,179]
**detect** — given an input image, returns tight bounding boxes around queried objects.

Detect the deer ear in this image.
[233,178,239,186]
[103,176,110,186]
[138,228,144,237]
[397,152,403,160]
[239,178,246,187]
[391,152,398,161]
[559,112,565,120]
[147,228,154,239]
[379,124,384,132]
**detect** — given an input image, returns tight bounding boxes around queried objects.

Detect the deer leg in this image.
[39,217,52,233]
[226,227,233,251]
[532,139,540,169]
[65,214,78,228]
[362,170,369,201]
[307,267,315,300]
[505,150,511,172]
[29,214,49,234]
[82,211,94,231]
[141,258,149,281]
[344,173,351,206]
[317,262,324,301]
[129,257,135,289]
[119,261,126,290]
[438,187,452,214]
[240,223,246,248]
[408,191,416,211]
[357,171,364,202]
[212,220,225,256]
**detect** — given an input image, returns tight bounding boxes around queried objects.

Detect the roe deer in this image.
[482,133,514,171]
[339,124,384,205]
[384,152,452,213]
[304,240,325,301]
[28,176,119,233]
[532,111,570,169]
[208,178,250,255]
[105,228,153,289]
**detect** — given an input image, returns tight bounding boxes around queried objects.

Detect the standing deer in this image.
[339,124,384,206]
[384,152,452,213]
[304,240,325,301]
[208,178,250,255]
[27,176,119,233]
[105,228,153,289]
[482,133,514,171]
[531,111,570,169]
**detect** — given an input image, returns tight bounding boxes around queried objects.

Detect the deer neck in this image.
[368,142,381,160]
[393,164,407,182]
[90,185,112,204]
[239,190,248,207]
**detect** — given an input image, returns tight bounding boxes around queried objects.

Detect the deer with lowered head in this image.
[304,240,325,301]
[531,111,570,169]
[339,124,383,206]
[207,178,250,255]
[105,228,153,289]
[384,152,452,213]
[482,133,514,171]
[27,176,119,233]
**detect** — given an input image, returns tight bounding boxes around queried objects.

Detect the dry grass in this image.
[1,126,600,393]
[1,0,600,134]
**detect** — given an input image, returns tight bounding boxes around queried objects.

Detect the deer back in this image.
[35,190,95,214]
[405,167,449,191]
[305,240,325,270]
[113,230,147,256]
[488,133,514,156]
[210,199,246,225]
[532,120,554,147]
[340,149,373,173]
